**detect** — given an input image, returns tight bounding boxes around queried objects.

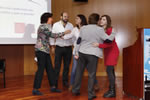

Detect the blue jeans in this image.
[70,56,98,85]
[70,56,77,85]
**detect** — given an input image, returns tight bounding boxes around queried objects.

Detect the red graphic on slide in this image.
[15,23,25,33]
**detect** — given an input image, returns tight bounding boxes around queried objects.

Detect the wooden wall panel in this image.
[24,45,36,75]
[142,0,150,27]
[0,45,24,78]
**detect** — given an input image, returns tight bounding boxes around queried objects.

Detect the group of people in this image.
[32,12,119,100]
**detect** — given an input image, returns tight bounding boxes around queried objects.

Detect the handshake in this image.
[58,30,71,39]
[54,30,71,39]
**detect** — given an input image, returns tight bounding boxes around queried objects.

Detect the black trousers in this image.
[72,52,98,99]
[33,51,56,89]
[54,46,72,86]
[106,66,115,88]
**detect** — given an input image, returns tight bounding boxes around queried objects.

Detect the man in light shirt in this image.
[50,12,73,88]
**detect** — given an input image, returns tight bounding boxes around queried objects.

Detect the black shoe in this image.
[50,88,62,93]
[103,90,116,98]
[32,90,43,95]
[92,96,97,98]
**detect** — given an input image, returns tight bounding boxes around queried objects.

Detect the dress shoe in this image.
[103,88,116,98]
[32,90,43,95]
[50,88,62,93]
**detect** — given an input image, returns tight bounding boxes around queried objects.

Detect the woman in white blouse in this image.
[63,14,87,91]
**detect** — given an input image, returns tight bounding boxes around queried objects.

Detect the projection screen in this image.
[0,0,51,44]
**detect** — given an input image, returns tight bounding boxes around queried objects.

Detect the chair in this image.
[0,59,6,88]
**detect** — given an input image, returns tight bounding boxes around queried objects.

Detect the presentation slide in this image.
[0,0,51,44]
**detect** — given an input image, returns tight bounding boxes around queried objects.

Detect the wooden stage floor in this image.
[0,76,139,100]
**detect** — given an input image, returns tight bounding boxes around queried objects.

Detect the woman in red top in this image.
[93,15,119,98]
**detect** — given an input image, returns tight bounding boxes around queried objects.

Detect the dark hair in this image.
[101,15,112,29]
[76,14,87,28]
[88,13,100,24]
[40,12,53,24]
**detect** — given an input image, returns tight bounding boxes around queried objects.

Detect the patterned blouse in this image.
[35,23,64,54]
